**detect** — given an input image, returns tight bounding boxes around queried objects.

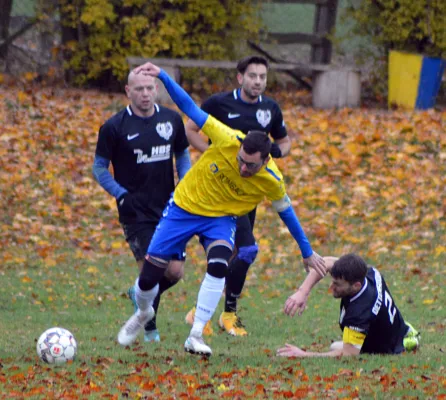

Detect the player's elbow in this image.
[340,344,361,357]
[92,164,100,183]
[272,196,291,213]
[185,119,200,135]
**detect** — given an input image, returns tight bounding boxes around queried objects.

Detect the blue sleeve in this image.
[278,206,313,258]
[92,155,127,199]
[158,69,208,128]
[175,148,192,180]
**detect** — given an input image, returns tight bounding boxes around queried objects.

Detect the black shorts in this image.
[121,223,157,262]
[121,222,186,262]
[234,208,257,248]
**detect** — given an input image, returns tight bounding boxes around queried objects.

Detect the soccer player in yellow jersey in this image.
[117,62,327,356]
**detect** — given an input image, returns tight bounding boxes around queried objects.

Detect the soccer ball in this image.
[36,327,77,364]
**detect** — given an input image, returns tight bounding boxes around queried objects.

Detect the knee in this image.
[206,243,233,278]
[139,255,168,290]
[237,244,258,265]
[165,260,184,282]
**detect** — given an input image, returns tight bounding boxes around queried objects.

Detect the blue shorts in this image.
[147,199,236,260]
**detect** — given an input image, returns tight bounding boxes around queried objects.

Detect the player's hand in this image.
[117,192,137,217]
[303,251,327,277]
[284,289,308,317]
[277,344,307,358]
[134,62,161,77]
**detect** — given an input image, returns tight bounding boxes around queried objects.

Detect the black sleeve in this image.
[95,119,117,160]
[173,113,189,153]
[270,103,288,140]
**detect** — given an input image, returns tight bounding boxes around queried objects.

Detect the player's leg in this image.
[117,254,165,346]
[184,216,236,356]
[220,210,258,336]
[403,322,420,352]
[118,201,191,346]
[144,259,185,342]
[123,224,159,339]
[121,223,149,313]
[123,224,184,342]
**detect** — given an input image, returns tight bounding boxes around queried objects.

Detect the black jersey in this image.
[95,105,188,224]
[339,267,409,355]
[201,89,287,139]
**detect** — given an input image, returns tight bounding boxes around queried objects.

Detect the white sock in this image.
[192,273,225,336]
[135,278,159,312]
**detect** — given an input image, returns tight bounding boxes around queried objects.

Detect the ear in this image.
[352,281,362,292]
[263,155,270,165]
[125,85,131,98]
[237,72,243,85]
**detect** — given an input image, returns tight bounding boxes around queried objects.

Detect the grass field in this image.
[0,81,445,399]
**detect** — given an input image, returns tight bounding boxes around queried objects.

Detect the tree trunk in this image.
[0,0,13,58]
[58,0,80,83]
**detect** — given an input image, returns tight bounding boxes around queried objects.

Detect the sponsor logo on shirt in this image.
[134,145,171,163]
[256,109,271,128]
[210,163,219,173]
[156,122,173,140]
[216,172,244,196]
[228,113,240,119]
[127,133,140,140]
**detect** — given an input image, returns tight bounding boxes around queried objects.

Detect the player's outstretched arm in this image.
[277,342,360,358]
[134,62,208,129]
[322,256,339,272]
[284,256,337,317]
[284,269,321,317]
[272,196,327,277]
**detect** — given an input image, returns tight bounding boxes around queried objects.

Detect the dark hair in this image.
[330,254,368,284]
[242,131,271,160]
[237,55,269,74]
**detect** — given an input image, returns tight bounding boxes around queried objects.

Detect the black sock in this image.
[225,257,251,313]
[144,276,179,331]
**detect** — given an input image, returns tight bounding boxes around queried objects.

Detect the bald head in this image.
[127,69,156,86]
[125,70,158,117]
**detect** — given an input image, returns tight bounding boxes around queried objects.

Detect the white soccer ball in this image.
[36,327,77,364]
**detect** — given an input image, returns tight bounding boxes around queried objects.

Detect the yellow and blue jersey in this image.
[174,116,286,217]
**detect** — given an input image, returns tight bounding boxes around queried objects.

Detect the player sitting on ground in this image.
[277,254,420,357]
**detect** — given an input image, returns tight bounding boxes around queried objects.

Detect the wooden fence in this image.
[264,0,339,64]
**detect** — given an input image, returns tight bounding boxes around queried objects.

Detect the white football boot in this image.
[184,334,212,356]
[118,307,154,346]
